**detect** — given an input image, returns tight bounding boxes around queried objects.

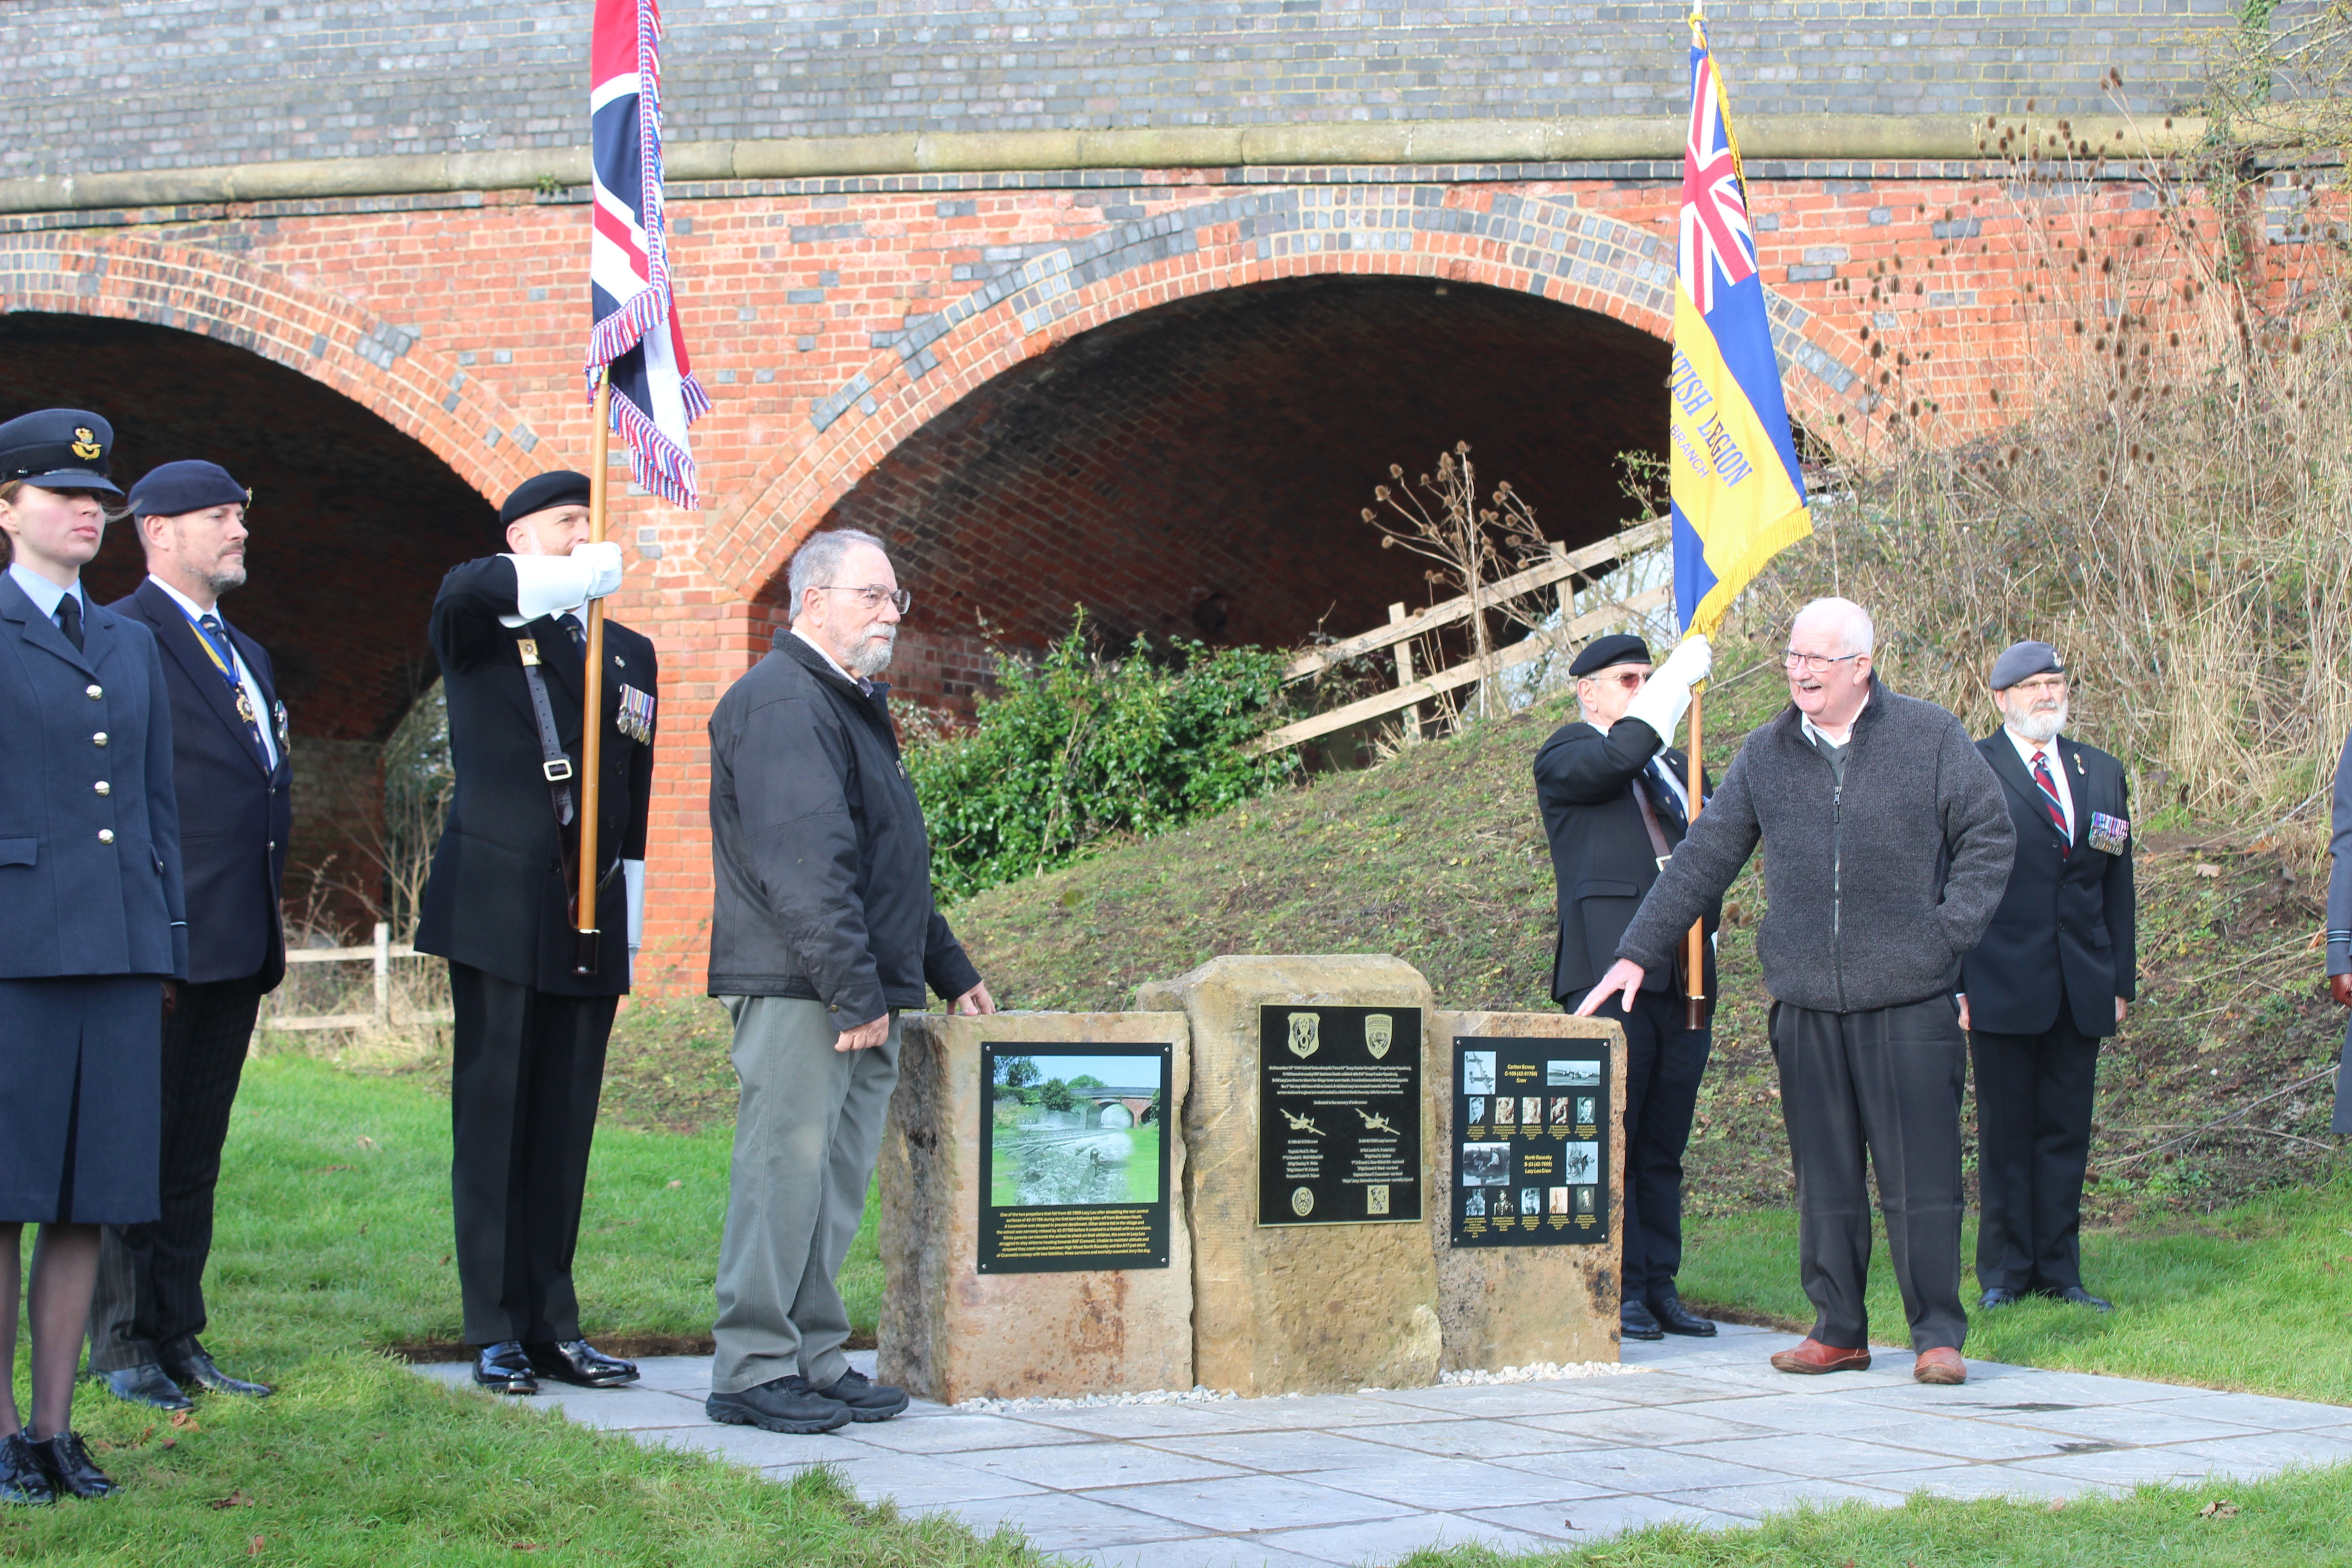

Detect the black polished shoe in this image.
[811,1367,910,1423]
[1620,1298,1665,1341]
[164,1347,273,1399]
[472,1341,539,1395]
[524,1339,640,1388]
[29,1431,114,1499]
[1650,1293,1718,1338]
[93,1362,192,1411]
[2058,1285,2114,1313]
[0,1434,55,1505]
[1978,1287,2021,1309]
[706,1375,850,1434]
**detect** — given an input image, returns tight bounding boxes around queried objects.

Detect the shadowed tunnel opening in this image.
[0,312,496,921]
[813,275,1673,710]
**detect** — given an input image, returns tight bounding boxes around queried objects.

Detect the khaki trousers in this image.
[710,996,900,1395]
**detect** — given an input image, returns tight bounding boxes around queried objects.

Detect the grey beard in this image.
[200,560,248,597]
[2009,705,2066,744]
[847,625,897,678]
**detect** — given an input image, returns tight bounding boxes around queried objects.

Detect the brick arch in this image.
[710,185,1872,605]
[0,230,545,505]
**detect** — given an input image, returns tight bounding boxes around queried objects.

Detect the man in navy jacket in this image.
[89,461,290,1411]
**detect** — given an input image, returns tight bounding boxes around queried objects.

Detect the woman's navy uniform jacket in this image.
[0,572,187,980]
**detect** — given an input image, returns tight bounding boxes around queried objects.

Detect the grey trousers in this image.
[710,996,901,1395]
[1771,996,1969,1354]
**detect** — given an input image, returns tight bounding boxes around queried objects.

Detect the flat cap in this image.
[1569,632,1651,678]
[500,470,593,528]
[1989,640,2063,690]
[129,460,249,518]
[0,408,120,496]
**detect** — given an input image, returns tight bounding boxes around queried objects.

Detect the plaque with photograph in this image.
[978,1042,1173,1274]
[1257,1004,1424,1226]
[1450,1036,1610,1247]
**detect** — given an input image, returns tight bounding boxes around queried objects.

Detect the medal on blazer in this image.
[616,682,656,745]
[2087,811,2129,856]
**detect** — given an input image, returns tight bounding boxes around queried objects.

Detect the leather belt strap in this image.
[514,636,576,827]
[1631,768,1690,992]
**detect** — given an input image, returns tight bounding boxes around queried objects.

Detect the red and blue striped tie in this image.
[2032,751,2069,856]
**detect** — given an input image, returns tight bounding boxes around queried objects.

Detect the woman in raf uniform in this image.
[0,410,187,1505]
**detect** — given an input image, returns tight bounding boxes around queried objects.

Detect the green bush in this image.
[907,616,1298,903]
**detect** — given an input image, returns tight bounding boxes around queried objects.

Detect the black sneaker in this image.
[811,1367,910,1423]
[705,1375,851,1434]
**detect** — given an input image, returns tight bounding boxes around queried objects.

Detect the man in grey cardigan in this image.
[1582,598,2012,1386]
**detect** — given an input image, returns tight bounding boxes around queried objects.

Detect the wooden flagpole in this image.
[575,373,612,975]
[1684,682,1706,1028]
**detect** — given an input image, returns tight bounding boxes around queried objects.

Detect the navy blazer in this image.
[106,579,292,990]
[0,573,187,980]
[1959,731,2136,1038]
[414,558,657,997]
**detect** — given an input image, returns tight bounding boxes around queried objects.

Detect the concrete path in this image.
[416,1324,2352,1565]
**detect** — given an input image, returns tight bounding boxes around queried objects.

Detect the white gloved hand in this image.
[1620,633,1713,745]
[573,540,624,602]
[624,858,645,954]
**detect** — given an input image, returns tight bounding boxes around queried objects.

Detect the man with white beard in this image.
[1958,641,2136,1313]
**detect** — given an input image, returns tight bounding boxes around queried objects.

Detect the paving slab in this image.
[411,1318,2352,1564]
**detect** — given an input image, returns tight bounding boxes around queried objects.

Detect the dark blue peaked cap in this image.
[1569,632,1652,678]
[0,408,121,496]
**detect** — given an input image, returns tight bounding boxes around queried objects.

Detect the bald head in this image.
[1791,597,1875,658]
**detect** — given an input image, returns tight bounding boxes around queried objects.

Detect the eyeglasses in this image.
[1782,651,1864,672]
[1581,670,1648,692]
[811,584,912,615]
[2006,676,2068,697]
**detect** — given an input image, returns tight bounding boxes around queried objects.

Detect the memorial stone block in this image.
[878,1011,1194,1404]
[1432,1010,1628,1373]
[1137,956,1441,1397]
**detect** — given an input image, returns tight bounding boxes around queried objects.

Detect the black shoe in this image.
[164,1347,273,1399]
[810,1367,910,1423]
[2058,1286,2113,1313]
[705,1375,851,1434]
[1650,1293,1718,1338]
[29,1431,114,1499]
[0,1434,55,1505]
[472,1341,539,1396]
[1978,1287,2021,1309]
[1620,1299,1665,1341]
[524,1340,639,1388]
[93,1362,192,1411]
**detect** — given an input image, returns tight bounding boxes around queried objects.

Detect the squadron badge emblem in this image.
[1286,1010,1320,1059]
[1364,1013,1393,1060]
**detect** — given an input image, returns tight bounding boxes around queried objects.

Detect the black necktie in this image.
[201,613,271,757]
[562,612,586,650]
[55,595,83,652]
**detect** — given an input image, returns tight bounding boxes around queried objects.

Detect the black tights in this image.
[0,1222,101,1439]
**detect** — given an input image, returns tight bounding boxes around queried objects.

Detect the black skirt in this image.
[0,976,161,1224]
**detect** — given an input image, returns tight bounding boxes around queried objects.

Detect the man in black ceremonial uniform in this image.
[1534,631,1721,1343]
[88,461,291,1411]
[415,470,657,1395]
[1959,641,2134,1313]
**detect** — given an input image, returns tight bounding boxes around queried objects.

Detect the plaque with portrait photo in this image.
[1450,1036,1610,1247]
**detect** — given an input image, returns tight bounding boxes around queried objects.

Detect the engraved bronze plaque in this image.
[1257,1004,1423,1226]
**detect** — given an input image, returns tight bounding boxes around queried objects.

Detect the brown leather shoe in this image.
[1768,1338,1871,1375]
[1913,1347,1967,1385]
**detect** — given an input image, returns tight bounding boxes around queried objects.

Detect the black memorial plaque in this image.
[978,1042,1173,1274]
[1257,1004,1424,1226]
[1450,1037,1610,1247]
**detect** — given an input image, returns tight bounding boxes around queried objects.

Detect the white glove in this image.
[504,544,624,622]
[624,858,645,954]
[1620,634,1712,745]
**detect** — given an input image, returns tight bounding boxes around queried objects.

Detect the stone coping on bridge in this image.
[0,113,2211,216]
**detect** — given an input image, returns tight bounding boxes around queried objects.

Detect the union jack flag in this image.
[1677,41,1758,318]
[587,0,707,508]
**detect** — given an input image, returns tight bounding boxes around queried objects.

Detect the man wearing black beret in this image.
[1959,641,2134,1314]
[1534,629,1721,1342]
[415,470,658,1396]
[89,461,290,1411]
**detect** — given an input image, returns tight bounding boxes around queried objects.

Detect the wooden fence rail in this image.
[267,921,454,1032]
[1259,522,1674,754]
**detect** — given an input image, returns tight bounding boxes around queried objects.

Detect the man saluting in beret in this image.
[415,471,657,1396]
